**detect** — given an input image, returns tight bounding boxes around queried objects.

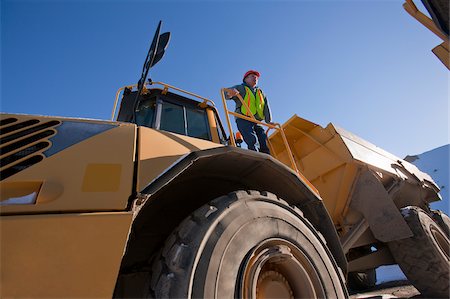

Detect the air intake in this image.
[0,117,61,180]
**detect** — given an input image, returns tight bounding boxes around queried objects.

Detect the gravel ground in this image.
[349,280,425,299]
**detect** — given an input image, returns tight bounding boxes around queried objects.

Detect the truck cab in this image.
[115,84,227,145]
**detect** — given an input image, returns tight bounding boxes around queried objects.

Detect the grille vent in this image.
[0,117,61,180]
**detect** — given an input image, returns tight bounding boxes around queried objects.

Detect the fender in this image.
[119,146,347,277]
[349,168,413,242]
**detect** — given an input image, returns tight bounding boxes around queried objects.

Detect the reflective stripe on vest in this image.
[241,86,265,119]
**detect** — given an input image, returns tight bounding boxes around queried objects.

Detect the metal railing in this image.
[220,88,300,175]
[110,81,318,193]
[111,81,216,121]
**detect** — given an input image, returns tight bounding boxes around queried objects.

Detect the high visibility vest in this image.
[241,86,265,119]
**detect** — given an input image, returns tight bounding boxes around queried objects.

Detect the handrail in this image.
[111,86,130,120]
[220,88,322,195]
[403,0,448,42]
[111,82,317,194]
[220,88,299,175]
[151,81,217,107]
[111,81,216,121]
[403,0,449,69]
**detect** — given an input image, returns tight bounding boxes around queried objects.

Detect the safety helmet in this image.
[243,70,260,81]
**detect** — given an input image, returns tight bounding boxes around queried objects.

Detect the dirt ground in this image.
[349,280,427,299]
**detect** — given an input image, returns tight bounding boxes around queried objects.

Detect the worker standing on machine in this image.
[226,70,272,154]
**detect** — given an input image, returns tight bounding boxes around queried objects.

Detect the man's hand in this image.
[225,88,239,98]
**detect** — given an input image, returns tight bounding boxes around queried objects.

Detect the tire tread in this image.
[151,190,343,298]
[388,206,449,298]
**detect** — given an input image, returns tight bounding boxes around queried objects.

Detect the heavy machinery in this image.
[1,1,449,297]
[1,22,348,299]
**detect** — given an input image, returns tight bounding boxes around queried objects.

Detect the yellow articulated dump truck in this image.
[1,23,348,299]
[1,2,449,297]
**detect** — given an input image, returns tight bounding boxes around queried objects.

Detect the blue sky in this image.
[2,0,448,158]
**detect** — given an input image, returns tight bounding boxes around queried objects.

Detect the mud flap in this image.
[349,169,413,242]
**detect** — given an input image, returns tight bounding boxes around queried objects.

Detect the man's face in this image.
[244,74,258,87]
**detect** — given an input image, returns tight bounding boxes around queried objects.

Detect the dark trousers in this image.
[236,118,270,154]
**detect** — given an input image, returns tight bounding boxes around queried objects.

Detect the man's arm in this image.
[224,85,245,113]
[225,84,245,99]
[225,88,239,98]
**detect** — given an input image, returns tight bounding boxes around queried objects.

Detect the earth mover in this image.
[1,2,449,298]
[0,22,349,299]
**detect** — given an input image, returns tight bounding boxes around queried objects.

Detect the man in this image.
[226,70,272,154]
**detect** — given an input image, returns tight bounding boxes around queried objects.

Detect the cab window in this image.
[186,108,210,140]
[159,101,211,141]
[135,97,156,127]
[160,102,185,135]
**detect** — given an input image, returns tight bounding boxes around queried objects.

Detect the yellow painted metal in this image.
[137,126,223,191]
[1,212,133,298]
[403,0,450,69]
[111,86,127,120]
[268,114,440,229]
[403,0,448,41]
[220,88,237,146]
[151,81,216,107]
[206,108,221,143]
[112,81,217,121]
[226,91,300,174]
[0,181,42,204]
[1,114,136,214]
[432,42,450,70]
[268,115,355,225]
[1,88,225,298]
[82,163,122,192]
[220,89,320,195]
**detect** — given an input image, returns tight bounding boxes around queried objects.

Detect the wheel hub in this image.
[239,238,325,299]
[256,270,293,299]
[431,226,450,260]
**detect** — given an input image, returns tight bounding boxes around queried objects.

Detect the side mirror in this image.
[133,21,171,122]
[151,32,171,67]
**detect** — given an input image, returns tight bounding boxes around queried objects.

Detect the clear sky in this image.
[2,0,448,158]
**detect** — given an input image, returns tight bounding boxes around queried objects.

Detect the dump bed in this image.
[268,115,441,228]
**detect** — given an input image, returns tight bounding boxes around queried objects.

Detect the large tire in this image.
[347,269,376,291]
[388,206,450,298]
[432,209,450,238]
[151,190,348,298]
[346,247,377,291]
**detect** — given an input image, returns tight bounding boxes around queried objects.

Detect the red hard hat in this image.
[243,70,260,81]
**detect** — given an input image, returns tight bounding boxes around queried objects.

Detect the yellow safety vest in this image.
[241,86,265,119]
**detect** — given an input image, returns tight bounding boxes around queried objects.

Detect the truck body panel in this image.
[0,113,231,298]
[137,126,222,191]
[1,212,132,298]
[1,114,137,214]
[268,115,441,232]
